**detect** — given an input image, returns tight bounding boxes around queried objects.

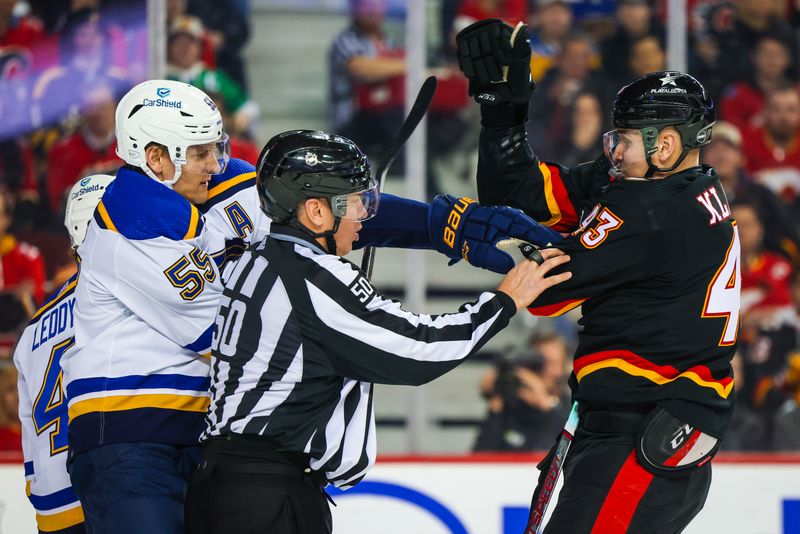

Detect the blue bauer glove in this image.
[428,195,563,274]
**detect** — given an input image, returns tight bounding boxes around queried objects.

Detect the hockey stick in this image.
[360,75,438,279]
[525,401,580,534]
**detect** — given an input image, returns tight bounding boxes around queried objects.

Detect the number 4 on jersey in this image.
[32,337,74,455]
[702,226,741,346]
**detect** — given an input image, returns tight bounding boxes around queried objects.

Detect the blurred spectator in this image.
[0,1,46,137]
[529,33,612,160]
[454,0,527,29]
[30,7,129,129]
[0,189,45,313]
[473,333,570,452]
[0,0,44,52]
[207,91,259,165]
[187,0,250,90]
[720,36,795,133]
[166,14,258,136]
[774,351,800,450]
[528,0,574,82]
[599,0,665,88]
[736,270,800,450]
[0,366,20,451]
[0,138,37,213]
[628,34,665,80]
[742,85,800,204]
[167,0,216,69]
[712,0,799,89]
[328,0,405,159]
[734,201,793,322]
[45,84,120,214]
[720,351,769,450]
[702,121,800,267]
[554,91,607,167]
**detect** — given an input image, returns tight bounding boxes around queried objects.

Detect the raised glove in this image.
[456,19,534,106]
[428,195,563,274]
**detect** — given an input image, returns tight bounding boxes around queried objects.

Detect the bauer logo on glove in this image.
[443,197,476,249]
[429,195,563,274]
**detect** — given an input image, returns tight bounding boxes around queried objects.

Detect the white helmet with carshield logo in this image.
[115,79,230,186]
[64,174,115,250]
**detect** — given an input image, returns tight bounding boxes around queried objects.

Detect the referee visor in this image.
[331,182,380,221]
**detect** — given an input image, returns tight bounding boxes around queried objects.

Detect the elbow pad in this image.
[480,123,534,169]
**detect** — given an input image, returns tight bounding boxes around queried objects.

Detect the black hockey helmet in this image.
[256,130,379,252]
[608,71,715,177]
[256,129,379,223]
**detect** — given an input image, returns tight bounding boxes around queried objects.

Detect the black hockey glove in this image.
[456,19,534,107]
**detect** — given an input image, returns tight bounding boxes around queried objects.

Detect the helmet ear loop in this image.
[162,162,183,188]
[289,199,342,254]
[641,126,661,179]
[642,126,692,178]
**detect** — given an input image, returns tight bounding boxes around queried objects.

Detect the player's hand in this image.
[456,19,534,106]
[428,195,563,274]
[497,249,571,311]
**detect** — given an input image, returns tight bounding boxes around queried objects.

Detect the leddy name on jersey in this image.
[31,299,75,351]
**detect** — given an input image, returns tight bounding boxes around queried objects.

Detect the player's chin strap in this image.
[142,161,183,188]
[292,217,341,255]
[640,125,692,179]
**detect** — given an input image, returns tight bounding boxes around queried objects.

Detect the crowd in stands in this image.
[3,0,800,455]
[0,0,257,454]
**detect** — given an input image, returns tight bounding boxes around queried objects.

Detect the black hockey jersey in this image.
[478,126,738,438]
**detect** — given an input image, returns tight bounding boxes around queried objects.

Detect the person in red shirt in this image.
[0,0,45,72]
[734,202,793,320]
[0,190,45,306]
[0,366,20,454]
[45,83,121,213]
[455,0,527,28]
[207,91,259,165]
[742,85,800,203]
[720,36,794,133]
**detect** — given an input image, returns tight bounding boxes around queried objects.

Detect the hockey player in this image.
[185,130,572,534]
[63,80,563,534]
[14,174,114,534]
[457,20,737,533]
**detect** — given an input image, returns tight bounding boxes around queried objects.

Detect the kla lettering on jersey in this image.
[142,98,182,109]
[31,299,75,351]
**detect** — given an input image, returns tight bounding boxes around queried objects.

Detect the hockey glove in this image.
[428,195,563,274]
[456,19,534,107]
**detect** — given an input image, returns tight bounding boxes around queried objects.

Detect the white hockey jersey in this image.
[63,166,223,453]
[200,157,270,267]
[13,274,84,532]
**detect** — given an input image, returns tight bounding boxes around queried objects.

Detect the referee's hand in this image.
[497,248,571,311]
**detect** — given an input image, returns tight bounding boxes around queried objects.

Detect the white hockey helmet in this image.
[114,79,230,186]
[64,174,115,250]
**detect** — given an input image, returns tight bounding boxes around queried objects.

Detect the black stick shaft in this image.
[360,76,438,279]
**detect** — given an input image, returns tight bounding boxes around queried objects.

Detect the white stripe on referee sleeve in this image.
[306,284,505,363]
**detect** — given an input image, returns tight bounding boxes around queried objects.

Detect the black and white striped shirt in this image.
[203,226,516,487]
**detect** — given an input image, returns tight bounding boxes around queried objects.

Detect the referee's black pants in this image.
[533,408,712,534]
[185,438,332,534]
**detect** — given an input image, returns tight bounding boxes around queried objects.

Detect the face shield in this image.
[183,132,231,176]
[602,128,650,180]
[330,182,380,221]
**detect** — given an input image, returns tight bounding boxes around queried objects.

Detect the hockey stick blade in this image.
[525,401,580,534]
[360,75,438,278]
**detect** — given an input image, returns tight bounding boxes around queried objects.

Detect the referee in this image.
[184,130,571,534]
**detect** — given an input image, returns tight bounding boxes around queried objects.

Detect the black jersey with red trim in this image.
[478,124,739,438]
